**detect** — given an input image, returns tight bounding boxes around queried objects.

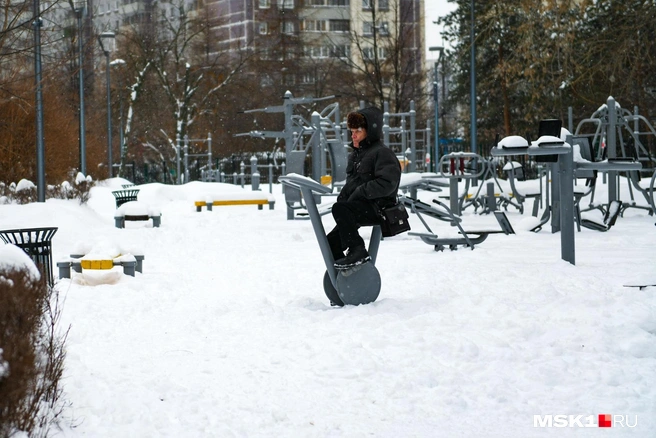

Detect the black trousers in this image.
[327,201,381,259]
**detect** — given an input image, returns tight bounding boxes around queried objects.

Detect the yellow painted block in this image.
[212,199,268,206]
[81,259,114,270]
[194,201,206,207]
[321,175,332,186]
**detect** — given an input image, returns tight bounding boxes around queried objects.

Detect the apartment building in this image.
[196,0,425,89]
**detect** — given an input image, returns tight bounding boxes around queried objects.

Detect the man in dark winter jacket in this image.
[328,106,402,269]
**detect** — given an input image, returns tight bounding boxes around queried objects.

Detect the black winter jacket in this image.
[337,107,402,210]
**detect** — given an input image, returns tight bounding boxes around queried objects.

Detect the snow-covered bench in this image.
[194,193,275,211]
[114,201,161,228]
[57,254,138,278]
[57,243,145,279]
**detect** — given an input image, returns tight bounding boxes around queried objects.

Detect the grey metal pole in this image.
[119,77,124,166]
[433,77,439,173]
[410,101,416,171]
[311,112,322,182]
[176,134,181,184]
[207,132,212,170]
[607,96,617,202]
[559,147,575,265]
[77,11,86,175]
[184,135,189,183]
[33,4,45,202]
[470,0,477,157]
[383,104,390,147]
[105,51,112,178]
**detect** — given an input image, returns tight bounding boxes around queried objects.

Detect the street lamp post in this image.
[33,0,45,201]
[470,0,477,156]
[429,46,443,174]
[98,31,115,178]
[469,0,478,186]
[69,0,87,175]
[111,59,126,176]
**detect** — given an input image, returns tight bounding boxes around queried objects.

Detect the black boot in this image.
[334,245,370,269]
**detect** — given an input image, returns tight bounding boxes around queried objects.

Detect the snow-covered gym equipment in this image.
[436,152,486,216]
[236,91,346,220]
[492,134,641,265]
[279,174,381,306]
[575,96,656,215]
[175,133,212,184]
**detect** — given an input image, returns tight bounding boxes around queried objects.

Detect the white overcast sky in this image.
[425,0,457,60]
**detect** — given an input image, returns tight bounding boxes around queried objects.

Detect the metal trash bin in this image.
[0,227,58,286]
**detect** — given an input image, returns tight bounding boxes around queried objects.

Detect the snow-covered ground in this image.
[1,174,654,437]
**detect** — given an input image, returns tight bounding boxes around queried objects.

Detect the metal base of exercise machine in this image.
[280,174,382,306]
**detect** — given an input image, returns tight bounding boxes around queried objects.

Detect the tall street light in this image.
[429,45,444,174]
[69,0,87,175]
[111,59,126,177]
[470,0,478,186]
[98,31,115,178]
[470,0,477,156]
[33,0,45,201]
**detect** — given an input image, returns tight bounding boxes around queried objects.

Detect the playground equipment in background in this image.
[280,174,382,307]
[492,131,642,265]
[403,196,514,252]
[174,133,212,185]
[235,91,346,220]
[236,93,432,220]
[435,152,487,216]
[575,96,656,216]
[381,101,431,173]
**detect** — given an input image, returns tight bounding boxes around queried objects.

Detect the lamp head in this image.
[98,31,116,54]
[69,0,86,13]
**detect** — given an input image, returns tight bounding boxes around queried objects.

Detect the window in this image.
[362,47,374,60]
[283,74,295,86]
[259,22,268,35]
[301,73,315,84]
[327,0,349,5]
[281,0,294,9]
[305,45,330,58]
[362,0,371,10]
[379,22,389,36]
[379,0,388,10]
[302,20,326,32]
[259,0,270,8]
[329,20,349,32]
[363,21,373,36]
[282,21,295,34]
[378,47,388,59]
[330,44,350,58]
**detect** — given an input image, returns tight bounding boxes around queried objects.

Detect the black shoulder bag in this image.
[379,202,411,237]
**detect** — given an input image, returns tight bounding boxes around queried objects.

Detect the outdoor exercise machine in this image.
[404,197,515,251]
[236,91,347,220]
[381,101,431,173]
[279,173,382,306]
[492,134,641,265]
[436,152,486,216]
[575,96,656,215]
[174,133,212,184]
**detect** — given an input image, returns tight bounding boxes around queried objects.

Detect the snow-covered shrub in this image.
[0,245,69,437]
[3,172,95,205]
